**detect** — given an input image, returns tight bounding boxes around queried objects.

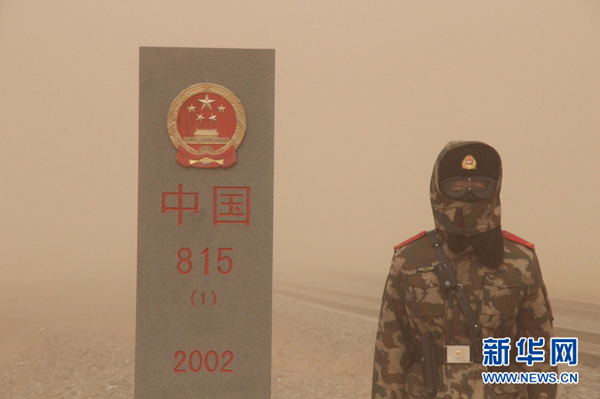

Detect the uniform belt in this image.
[415,345,478,364]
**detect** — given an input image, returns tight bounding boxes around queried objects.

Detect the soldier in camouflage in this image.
[372,141,556,399]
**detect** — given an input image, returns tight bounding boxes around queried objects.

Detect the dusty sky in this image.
[1,1,599,304]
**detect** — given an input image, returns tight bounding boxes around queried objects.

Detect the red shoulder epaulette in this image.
[502,230,535,250]
[394,231,427,251]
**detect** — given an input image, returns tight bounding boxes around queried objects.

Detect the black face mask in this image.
[446,226,504,268]
[460,192,479,203]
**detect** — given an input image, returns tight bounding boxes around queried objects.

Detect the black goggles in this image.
[440,176,496,200]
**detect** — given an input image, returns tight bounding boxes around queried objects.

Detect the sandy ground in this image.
[0,279,135,399]
[0,280,598,398]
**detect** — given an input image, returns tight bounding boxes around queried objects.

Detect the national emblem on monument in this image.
[167,83,246,168]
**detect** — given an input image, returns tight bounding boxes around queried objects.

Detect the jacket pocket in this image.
[479,272,523,337]
[406,272,445,317]
[480,273,522,318]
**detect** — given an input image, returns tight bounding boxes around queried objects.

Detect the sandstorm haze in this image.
[1,0,599,331]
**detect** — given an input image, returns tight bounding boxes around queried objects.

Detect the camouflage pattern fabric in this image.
[373,141,556,399]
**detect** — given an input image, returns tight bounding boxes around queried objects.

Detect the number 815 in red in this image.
[174,350,234,373]
[177,247,233,275]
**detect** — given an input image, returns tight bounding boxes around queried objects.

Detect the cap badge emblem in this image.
[461,155,477,170]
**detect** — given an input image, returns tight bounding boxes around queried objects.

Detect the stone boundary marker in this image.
[136,47,274,398]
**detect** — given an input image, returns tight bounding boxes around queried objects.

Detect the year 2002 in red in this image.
[174,350,234,373]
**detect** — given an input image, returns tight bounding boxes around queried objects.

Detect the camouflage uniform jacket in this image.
[372,141,556,399]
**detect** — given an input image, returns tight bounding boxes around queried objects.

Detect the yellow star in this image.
[199,94,215,110]
[196,114,205,121]
[209,114,217,123]
[187,104,196,112]
[218,105,226,113]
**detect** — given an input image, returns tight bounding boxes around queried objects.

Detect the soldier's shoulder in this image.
[391,230,437,266]
[501,230,541,284]
[393,231,427,252]
[390,231,434,273]
[501,230,535,251]
[501,230,537,271]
